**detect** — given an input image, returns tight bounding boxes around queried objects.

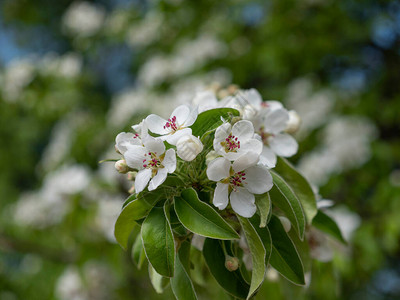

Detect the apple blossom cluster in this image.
[113,88,300,218]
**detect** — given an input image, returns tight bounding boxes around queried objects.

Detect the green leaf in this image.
[250,214,272,267]
[170,256,198,300]
[255,192,271,228]
[313,210,347,244]
[114,192,164,250]
[268,215,305,285]
[148,265,169,294]
[178,240,191,273]
[131,233,146,269]
[174,188,239,240]
[270,171,306,239]
[203,238,249,299]
[142,205,175,277]
[237,216,266,299]
[191,108,240,137]
[274,158,317,223]
[114,176,183,250]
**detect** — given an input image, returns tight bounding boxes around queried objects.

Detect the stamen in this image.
[164,115,179,132]
[221,133,241,153]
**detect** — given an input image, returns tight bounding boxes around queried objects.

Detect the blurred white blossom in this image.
[285,77,335,138]
[298,116,377,186]
[138,34,227,87]
[94,194,125,242]
[14,165,91,228]
[126,12,163,47]
[0,58,36,102]
[62,2,106,37]
[55,266,86,300]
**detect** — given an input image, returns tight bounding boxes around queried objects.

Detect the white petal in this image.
[243,165,273,194]
[124,145,147,169]
[232,152,259,172]
[231,120,254,141]
[230,188,256,218]
[239,138,263,157]
[165,128,192,145]
[143,136,165,155]
[263,108,289,134]
[148,168,168,191]
[259,146,277,168]
[214,123,231,143]
[162,149,176,173]
[183,106,198,127]
[193,91,218,112]
[243,88,262,107]
[224,151,243,161]
[115,132,140,154]
[206,157,231,181]
[213,182,229,210]
[134,168,152,193]
[146,114,169,135]
[170,105,190,126]
[132,120,149,138]
[265,100,283,110]
[269,133,298,157]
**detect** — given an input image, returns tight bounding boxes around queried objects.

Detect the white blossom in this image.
[62,2,105,37]
[206,154,273,217]
[256,107,298,168]
[124,136,176,193]
[213,120,263,161]
[146,105,198,145]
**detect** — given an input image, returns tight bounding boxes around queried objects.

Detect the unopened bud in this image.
[278,216,291,232]
[225,256,240,271]
[115,160,129,173]
[176,135,203,161]
[285,110,301,134]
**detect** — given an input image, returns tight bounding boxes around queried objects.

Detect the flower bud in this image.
[176,135,203,161]
[278,216,291,232]
[115,160,129,173]
[285,110,301,134]
[225,256,240,271]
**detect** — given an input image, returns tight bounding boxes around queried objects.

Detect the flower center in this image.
[163,116,179,132]
[142,152,161,169]
[229,171,246,191]
[133,133,140,139]
[221,133,241,153]
[259,126,274,145]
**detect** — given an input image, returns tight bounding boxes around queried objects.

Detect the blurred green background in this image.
[0,0,399,299]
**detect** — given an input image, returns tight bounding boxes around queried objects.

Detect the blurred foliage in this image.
[0,0,400,299]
